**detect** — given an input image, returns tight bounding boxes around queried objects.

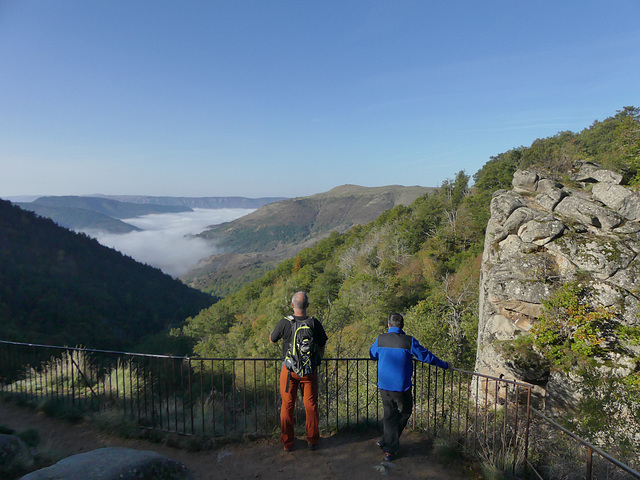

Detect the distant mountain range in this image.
[94,195,287,209]
[14,195,286,233]
[182,184,435,296]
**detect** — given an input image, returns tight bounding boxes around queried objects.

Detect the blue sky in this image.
[1,1,639,198]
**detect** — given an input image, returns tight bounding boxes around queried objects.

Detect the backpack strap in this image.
[284,315,296,393]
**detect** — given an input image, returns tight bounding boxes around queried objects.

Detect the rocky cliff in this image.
[475,162,640,413]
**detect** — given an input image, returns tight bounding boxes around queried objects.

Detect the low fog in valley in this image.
[82,208,254,277]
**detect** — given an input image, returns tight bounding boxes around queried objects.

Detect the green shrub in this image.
[530,282,614,368]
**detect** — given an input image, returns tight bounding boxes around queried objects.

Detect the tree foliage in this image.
[180,171,482,368]
[179,107,639,374]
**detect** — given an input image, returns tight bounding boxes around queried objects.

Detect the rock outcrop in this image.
[475,162,640,409]
[20,447,193,480]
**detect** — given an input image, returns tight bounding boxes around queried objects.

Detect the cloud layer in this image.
[83,208,254,277]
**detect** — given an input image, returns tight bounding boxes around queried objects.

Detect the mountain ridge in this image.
[30,196,192,218]
[92,194,287,209]
[183,184,435,295]
[15,195,283,234]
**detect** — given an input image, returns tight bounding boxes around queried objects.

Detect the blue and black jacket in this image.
[369,327,448,392]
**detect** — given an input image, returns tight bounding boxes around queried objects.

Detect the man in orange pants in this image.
[270,292,327,451]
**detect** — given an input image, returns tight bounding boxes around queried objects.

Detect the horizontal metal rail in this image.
[527,408,640,479]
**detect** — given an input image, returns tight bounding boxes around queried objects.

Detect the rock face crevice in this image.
[475,163,640,408]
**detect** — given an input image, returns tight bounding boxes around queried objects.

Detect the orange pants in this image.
[279,365,319,449]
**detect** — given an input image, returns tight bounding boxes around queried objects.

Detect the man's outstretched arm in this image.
[411,338,448,369]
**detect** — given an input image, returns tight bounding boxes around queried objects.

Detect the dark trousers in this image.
[380,388,413,454]
[279,365,319,450]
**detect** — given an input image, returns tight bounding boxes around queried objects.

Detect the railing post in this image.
[586,446,593,480]
[356,359,359,426]
[324,359,329,429]
[524,386,531,477]
[211,359,216,435]
[242,360,247,433]
[412,360,417,430]
[69,349,75,408]
[200,359,205,435]
[449,368,454,436]
[365,359,369,427]
[346,359,350,429]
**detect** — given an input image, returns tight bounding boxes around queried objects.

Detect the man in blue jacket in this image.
[369,312,449,461]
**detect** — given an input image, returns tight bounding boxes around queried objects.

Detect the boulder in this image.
[592,182,640,222]
[591,169,624,184]
[489,190,525,225]
[572,162,624,184]
[614,221,640,234]
[20,447,193,480]
[0,433,33,475]
[512,170,539,193]
[609,260,640,292]
[508,207,549,232]
[535,185,566,211]
[544,372,584,414]
[536,178,563,193]
[517,217,565,245]
[554,195,622,230]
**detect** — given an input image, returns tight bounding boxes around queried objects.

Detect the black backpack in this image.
[283,315,318,378]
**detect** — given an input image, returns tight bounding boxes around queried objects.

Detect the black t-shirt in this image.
[270,315,328,360]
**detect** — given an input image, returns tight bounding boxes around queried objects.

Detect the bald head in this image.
[291,291,309,313]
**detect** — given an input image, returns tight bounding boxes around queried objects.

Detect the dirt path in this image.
[0,401,473,479]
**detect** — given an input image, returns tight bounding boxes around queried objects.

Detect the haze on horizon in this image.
[1,1,639,199]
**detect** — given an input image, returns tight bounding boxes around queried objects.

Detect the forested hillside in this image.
[178,107,640,370]
[0,200,216,350]
[184,184,433,297]
[180,170,482,368]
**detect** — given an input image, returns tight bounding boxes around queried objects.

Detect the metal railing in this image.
[0,340,638,479]
[526,408,640,480]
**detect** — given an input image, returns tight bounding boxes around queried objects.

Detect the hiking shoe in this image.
[308,442,318,451]
[376,440,384,450]
[383,452,394,462]
[283,446,293,452]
